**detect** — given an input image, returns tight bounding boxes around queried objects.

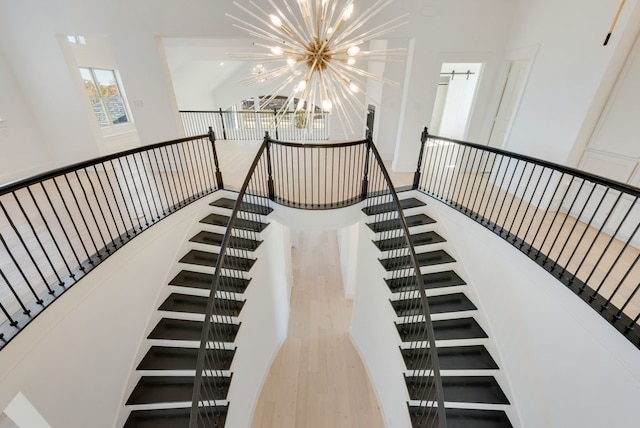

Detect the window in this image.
[79,67,130,126]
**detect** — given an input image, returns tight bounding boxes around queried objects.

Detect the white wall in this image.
[349,216,411,428]
[0,49,51,185]
[421,192,640,427]
[391,0,516,172]
[226,219,292,427]
[0,194,211,428]
[502,0,640,166]
[438,63,483,140]
[579,29,640,186]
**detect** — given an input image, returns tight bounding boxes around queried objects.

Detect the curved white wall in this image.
[419,192,640,427]
[0,195,213,428]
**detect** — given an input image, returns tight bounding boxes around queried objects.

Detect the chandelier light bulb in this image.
[322,98,333,112]
[297,80,307,91]
[287,57,296,66]
[270,46,284,55]
[343,3,354,20]
[347,46,360,56]
[347,58,356,65]
[349,82,359,93]
[269,14,282,28]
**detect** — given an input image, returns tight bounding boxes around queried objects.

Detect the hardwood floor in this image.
[250,229,384,428]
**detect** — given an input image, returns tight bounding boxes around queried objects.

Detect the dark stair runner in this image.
[124,194,268,428]
[365,196,513,428]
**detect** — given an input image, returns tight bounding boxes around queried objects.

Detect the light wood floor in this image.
[250,229,384,428]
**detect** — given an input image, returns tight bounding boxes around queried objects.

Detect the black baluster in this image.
[209,128,224,190]
[413,127,428,189]
[0,266,32,315]
[0,232,47,301]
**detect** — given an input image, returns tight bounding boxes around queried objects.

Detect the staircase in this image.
[123,194,271,427]
[364,192,514,428]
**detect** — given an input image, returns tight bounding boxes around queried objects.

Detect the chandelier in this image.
[228,0,407,133]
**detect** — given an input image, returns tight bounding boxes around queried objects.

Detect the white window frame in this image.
[79,67,131,127]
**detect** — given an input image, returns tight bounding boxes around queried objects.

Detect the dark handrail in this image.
[366,136,447,427]
[267,137,367,149]
[190,135,270,427]
[190,134,447,426]
[0,132,221,348]
[415,127,640,349]
[421,131,640,198]
[0,134,208,194]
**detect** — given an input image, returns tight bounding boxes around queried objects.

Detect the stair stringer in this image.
[226,217,292,428]
[403,190,523,427]
[115,189,242,427]
[349,208,414,428]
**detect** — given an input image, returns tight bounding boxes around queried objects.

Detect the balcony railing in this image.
[180,109,330,141]
[413,127,640,348]
[0,132,223,348]
[190,134,446,427]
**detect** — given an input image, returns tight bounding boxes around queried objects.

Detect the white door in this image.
[430,76,450,135]
[488,60,530,148]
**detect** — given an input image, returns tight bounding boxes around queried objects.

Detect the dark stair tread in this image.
[210,197,273,215]
[137,346,234,371]
[408,407,512,428]
[367,214,436,233]
[386,270,466,293]
[362,197,426,215]
[380,250,456,271]
[402,345,498,370]
[148,319,239,342]
[169,270,251,293]
[397,318,488,342]
[179,249,255,271]
[124,406,228,428]
[159,293,245,317]
[189,230,261,251]
[200,213,268,232]
[126,375,231,405]
[391,293,477,317]
[375,231,446,251]
[405,375,510,405]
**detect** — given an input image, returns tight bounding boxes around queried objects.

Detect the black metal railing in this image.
[189,137,272,427]
[414,127,640,348]
[190,133,446,427]
[268,139,371,209]
[0,130,224,348]
[180,109,330,141]
[364,136,447,428]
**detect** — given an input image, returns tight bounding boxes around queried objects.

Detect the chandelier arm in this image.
[350,48,408,56]
[296,0,317,41]
[325,73,357,135]
[279,0,311,43]
[265,0,311,47]
[230,3,293,39]
[251,0,310,48]
[331,0,394,45]
[324,62,366,121]
[320,0,340,40]
[333,15,409,50]
[338,63,400,87]
[237,63,301,87]
[258,73,300,110]
[323,60,363,88]
[228,19,301,50]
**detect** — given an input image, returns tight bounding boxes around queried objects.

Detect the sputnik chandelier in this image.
[227,0,407,133]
